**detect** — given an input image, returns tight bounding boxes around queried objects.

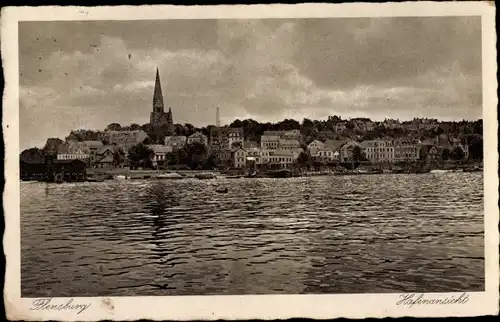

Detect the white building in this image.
[147,144,171,167]
[360,140,395,163]
[187,132,208,145]
[232,148,247,168]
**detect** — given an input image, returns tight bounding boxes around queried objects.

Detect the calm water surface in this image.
[21,173,484,297]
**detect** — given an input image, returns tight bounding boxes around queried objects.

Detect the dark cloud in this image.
[19,17,482,150]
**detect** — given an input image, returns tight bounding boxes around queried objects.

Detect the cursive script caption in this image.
[397,292,470,308]
[30,298,91,314]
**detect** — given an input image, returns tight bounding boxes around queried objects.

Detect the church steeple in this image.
[153,67,164,113]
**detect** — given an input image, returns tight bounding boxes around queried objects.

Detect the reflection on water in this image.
[21,173,484,297]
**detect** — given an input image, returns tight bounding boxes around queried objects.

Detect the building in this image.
[99,130,148,149]
[150,68,174,130]
[278,139,300,150]
[246,147,262,164]
[360,140,395,163]
[164,136,187,151]
[261,148,302,169]
[261,135,280,149]
[56,142,91,161]
[263,129,301,141]
[187,132,208,145]
[94,147,115,168]
[232,147,247,168]
[339,140,362,162]
[147,144,171,168]
[307,140,325,150]
[210,127,244,150]
[393,139,420,162]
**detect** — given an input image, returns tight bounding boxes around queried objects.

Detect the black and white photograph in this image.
[2,2,498,320]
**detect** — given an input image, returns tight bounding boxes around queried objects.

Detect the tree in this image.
[450,146,466,161]
[441,147,451,161]
[129,123,142,131]
[128,143,153,169]
[468,135,483,160]
[20,147,45,163]
[296,151,312,169]
[352,146,366,162]
[183,142,208,170]
[106,123,122,131]
[113,148,126,167]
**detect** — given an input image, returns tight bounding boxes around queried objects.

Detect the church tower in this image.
[150,67,173,129]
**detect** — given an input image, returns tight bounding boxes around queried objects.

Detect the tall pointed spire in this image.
[153,67,164,113]
[216,107,220,127]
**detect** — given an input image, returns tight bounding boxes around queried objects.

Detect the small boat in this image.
[114,175,130,180]
[156,173,183,180]
[226,175,242,179]
[266,169,293,178]
[87,177,104,182]
[195,173,216,180]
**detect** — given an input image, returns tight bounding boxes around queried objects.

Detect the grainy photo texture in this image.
[2,3,498,321]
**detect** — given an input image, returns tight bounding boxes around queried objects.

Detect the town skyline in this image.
[19,17,482,150]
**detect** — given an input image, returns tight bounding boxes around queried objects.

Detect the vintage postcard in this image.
[2,2,498,321]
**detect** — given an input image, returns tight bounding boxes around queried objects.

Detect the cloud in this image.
[18,17,481,150]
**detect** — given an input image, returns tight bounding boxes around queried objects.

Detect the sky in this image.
[19,17,482,150]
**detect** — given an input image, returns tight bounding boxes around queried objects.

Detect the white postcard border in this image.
[2,2,498,321]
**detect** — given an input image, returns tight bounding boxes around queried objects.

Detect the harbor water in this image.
[20,173,484,297]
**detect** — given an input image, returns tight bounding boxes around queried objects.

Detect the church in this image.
[150,67,174,130]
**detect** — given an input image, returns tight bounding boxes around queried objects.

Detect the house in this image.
[147,144,171,168]
[339,140,362,162]
[307,140,325,151]
[164,136,187,151]
[324,140,346,161]
[94,147,115,168]
[261,135,280,149]
[232,148,247,168]
[420,144,440,162]
[187,132,208,146]
[359,140,394,163]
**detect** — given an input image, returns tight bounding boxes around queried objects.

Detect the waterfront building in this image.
[147,144,170,168]
[360,140,395,163]
[94,147,115,168]
[150,68,174,131]
[246,147,262,164]
[56,142,91,161]
[187,132,208,146]
[260,148,302,169]
[164,136,187,151]
[232,147,247,168]
[339,140,362,162]
[393,138,420,162]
